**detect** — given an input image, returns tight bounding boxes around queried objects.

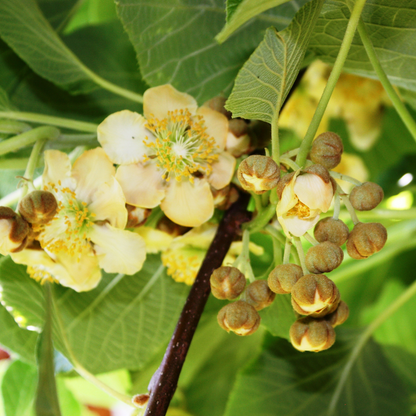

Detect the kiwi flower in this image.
[97,84,236,227]
[11,148,146,292]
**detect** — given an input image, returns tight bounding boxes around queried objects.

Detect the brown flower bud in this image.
[305,241,344,274]
[217,300,261,336]
[0,207,30,255]
[228,118,249,138]
[309,132,344,169]
[18,190,58,225]
[325,300,349,327]
[290,317,336,352]
[210,266,246,300]
[349,182,384,211]
[303,164,331,185]
[268,263,303,294]
[203,96,231,118]
[291,274,340,317]
[314,217,349,246]
[245,280,276,311]
[237,155,280,194]
[346,222,387,259]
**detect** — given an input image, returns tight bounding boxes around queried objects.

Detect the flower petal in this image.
[116,162,166,208]
[208,151,236,190]
[196,106,228,150]
[90,223,146,275]
[161,178,214,227]
[276,174,298,216]
[143,84,198,120]
[294,173,333,212]
[97,110,153,164]
[278,214,320,237]
[134,226,173,253]
[42,150,75,190]
[225,132,250,157]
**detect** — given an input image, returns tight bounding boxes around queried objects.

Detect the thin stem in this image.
[330,171,362,186]
[283,238,292,264]
[303,232,318,246]
[272,236,282,266]
[341,194,360,225]
[0,126,59,157]
[293,237,308,275]
[271,116,280,165]
[265,225,299,262]
[280,157,300,171]
[233,229,256,282]
[332,189,341,220]
[0,119,31,134]
[295,0,368,167]
[0,111,97,133]
[251,193,264,214]
[245,202,277,233]
[357,19,416,142]
[282,148,300,159]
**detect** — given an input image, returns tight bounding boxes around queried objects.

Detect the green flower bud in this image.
[18,190,58,225]
[309,132,344,169]
[325,300,349,327]
[210,266,246,300]
[305,241,344,274]
[346,222,387,259]
[217,300,261,336]
[349,182,384,211]
[314,217,349,246]
[0,207,30,255]
[237,155,280,194]
[291,274,340,317]
[245,280,276,311]
[268,263,303,294]
[290,317,336,352]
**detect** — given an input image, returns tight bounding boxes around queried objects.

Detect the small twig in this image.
[144,192,251,416]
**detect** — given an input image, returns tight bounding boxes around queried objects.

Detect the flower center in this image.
[286,201,311,219]
[145,109,219,182]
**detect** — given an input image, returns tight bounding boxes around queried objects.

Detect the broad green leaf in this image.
[117,0,309,103]
[310,0,416,92]
[224,330,411,416]
[1,360,37,416]
[0,256,189,374]
[37,0,79,30]
[226,0,324,124]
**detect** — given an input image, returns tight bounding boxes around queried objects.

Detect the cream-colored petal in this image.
[116,162,166,208]
[294,174,333,212]
[196,106,228,151]
[0,220,20,255]
[279,214,320,237]
[171,223,217,250]
[97,110,153,164]
[90,223,146,275]
[134,226,173,253]
[72,148,116,206]
[161,178,214,227]
[276,174,298,216]
[208,152,236,190]
[42,150,75,190]
[88,178,127,229]
[225,132,250,157]
[143,84,198,120]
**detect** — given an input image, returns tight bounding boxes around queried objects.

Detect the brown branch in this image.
[144,192,251,416]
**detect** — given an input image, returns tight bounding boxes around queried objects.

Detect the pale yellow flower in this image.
[11,148,146,292]
[97,85,236,227]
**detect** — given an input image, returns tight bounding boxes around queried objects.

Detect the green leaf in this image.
[224,329,411,416]
[1,360,37,416]
[310,0,416,92]
[0,256,189,374]
[116,0,308,103]
[0,87,13,111]
[37,0,79,30]
[225,0,324,124]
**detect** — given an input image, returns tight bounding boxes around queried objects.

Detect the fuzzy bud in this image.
[305,241,344,274]
[325,300,349,327]
[349,182,384,211]
[309,132,344,169]
[0,207,30,255]
[217,300,261,336]
[245,280,276,311]
[314,217,349,246]
[290,317,336,352]
[346,222,387,259]
[237,155,280,194]
[303,163,331,184]
[268,263,303,294]
[18,190,58,225]
[210,266,246,300]
[291,274,340,317]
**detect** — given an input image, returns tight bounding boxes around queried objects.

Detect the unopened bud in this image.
[237,155,280,194]
[18,190,57,225]
[0,207,30,255]
[305,241,344,274]
[268,263,303,294]
[290,317,336,352]
[245,280,276,310]
[310,132,344,169]
[303,163,332,184]
[325,300,349,327]
[349,182,384,211]
[210,266,246,300]
[217,300,261,336]
[291,274,340,317]
[346,222,387,259]
[203,96,231,118]
[132,394,150,408]
[314,217,349,246]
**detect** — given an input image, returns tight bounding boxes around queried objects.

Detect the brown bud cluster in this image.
[309,132,344,170]
[244,280,275,311]
[217,300,261,336]
[314,217,349,246]
[346,222,387,259]
[18,190,58,225]
[0,207,30,255]
[349,182,384,211]
[268,263,303,294]
[305,241,344,274]
[210,266,246,300]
